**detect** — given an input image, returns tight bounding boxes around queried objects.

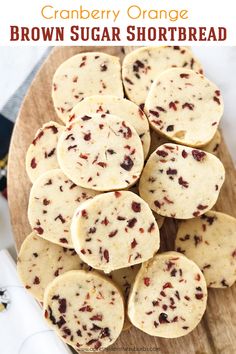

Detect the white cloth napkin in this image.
[0,249,72,354]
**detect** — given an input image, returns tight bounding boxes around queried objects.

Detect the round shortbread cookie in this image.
[69,95,150,159]
[17,232,90,301]
[128,251,207,338]
[43,270,124,351]
[25,121,65,183]
[149,129,221,157]
[28,169,98,248]
[52,52,124,122]
[122,46,203,107]
[145,68,223,147]
[109,264,140,330]
[176,211,236,288]
[139,143,225,219]
[71,191,160,273]
[57,114,144,191]
[202,130,221,155]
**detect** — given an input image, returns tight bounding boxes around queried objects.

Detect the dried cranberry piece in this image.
[84,132,91,141]
[58,298,67,313]
[166,125,174,132]
[180,73,189,78]
[127,218,137,228]
[103,249,109,263]
[159,313,169,324]
[120,155,134,171]
[169,102,177,111]
[144,277,150,286]
[156,150,168,157]
[178,177,189,188]
[31,158,37,169]
[108,230,118,238]
[34,226,44,235]
[131,201,141,212]
[182,150,188,158]
[33,276,40,284]
[182,103,194,110]
[192,150,206,161]
[166,168,177,175]
[131,238,138,249]
[100,63,107,71]
[81,115,92,121]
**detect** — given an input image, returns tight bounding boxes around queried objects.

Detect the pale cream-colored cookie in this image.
[176,211,236,288]
[122,46,203,107]
[28,169,98,248]
[139,144,225,219]
[57,114,144,191]
[17,232,89,301]
[43,270,124,351]
[69,95,150,158]
[25,121,64,183]
[145,68,223,147]
[71,191,160,273]
[52,52,124,122]
[128,252,207,338]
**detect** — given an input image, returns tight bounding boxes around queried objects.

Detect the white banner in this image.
[0,0,235,46]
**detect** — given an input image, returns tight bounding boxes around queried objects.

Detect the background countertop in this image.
[0,46,235,258]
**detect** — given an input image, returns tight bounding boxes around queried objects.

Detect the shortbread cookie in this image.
[69,95,150,158]
[149,129,221,157]
[17,232,89,301]
[52,52,124,122]
[43,270,124,351]
[25,121,64,183]
[139,144,225,219]
[71,191,160,273]
[28,169,98,248]
[122,46,203,107]
[57,114,144,191]
[202,130,221,155]
[128,252,207,338]
[176,211,236,288]
[145,68,223,146]
[109,264,140,330]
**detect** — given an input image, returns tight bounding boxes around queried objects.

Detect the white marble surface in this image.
[0,46,235,258]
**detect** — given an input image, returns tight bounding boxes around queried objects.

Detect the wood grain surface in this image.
[8,46,236,354]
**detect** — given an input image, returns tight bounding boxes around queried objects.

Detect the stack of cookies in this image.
[17,46,236,351]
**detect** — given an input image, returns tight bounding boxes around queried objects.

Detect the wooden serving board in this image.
[8,46,236,354]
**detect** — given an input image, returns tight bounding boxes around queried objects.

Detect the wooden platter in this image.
[8,46,236,354]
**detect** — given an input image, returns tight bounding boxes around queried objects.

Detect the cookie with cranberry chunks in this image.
[69,95,150,159]
[128,251,207,338]
[43,270,124,351]
[57,114,144,191]
[52,52,124,122]
[71,191,160,273]
[25,121,65,183]
[176,211,236,288]
[17,232,89,301]
[139,143,225,219]
[28,169,99,248]
[122,46,203,107]
[145,68,223,147]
